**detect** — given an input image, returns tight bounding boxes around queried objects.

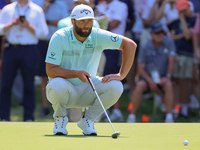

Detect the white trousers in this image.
[46,77,123,121]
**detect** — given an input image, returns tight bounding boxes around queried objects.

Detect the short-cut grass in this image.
[0,122,200,150]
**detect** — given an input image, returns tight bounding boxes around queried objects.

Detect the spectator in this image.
[156,0,178,31]
[96,0,128,122]
[0,0,23,106]
[32,0,69,118]
[0,0,48,121]
[140,0,169,46]
[170,0,197,118]
[189,13,200,109]
[192,13,200,63]
[126,0,144,95]
[127,21,175,123]
[188,0,199,13]
[0,0,11,9]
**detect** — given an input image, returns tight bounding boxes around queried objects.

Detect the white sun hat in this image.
[71,4,95,20]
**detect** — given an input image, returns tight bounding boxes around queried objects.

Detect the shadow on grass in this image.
[44,135,111,138]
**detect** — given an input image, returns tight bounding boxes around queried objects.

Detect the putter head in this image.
[112,131,120,139]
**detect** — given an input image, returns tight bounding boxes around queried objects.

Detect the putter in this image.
[86,76,121,139]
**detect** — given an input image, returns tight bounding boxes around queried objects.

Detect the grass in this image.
[0,122,200,150]
[9,84,200,123]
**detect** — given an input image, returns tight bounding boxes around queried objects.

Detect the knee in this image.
[46,77,69,104]
[164,80,173,90]
[135,82,146,93]
[107,80,123,95]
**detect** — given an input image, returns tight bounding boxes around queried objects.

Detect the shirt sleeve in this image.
[45,32,64,65]
[34,9,49,38]
[112,3,128,22]
[137,45,146,64]
[163,3,169,14]
[97,29,123,50]
[0,6,12,35]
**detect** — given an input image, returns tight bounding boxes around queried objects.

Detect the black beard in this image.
[74,21,92,37]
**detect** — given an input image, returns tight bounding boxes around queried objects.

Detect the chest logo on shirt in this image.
[85,44,94,48]
[111,34,119,42]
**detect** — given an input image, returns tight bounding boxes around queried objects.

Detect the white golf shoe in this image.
[77,117,97,136]
[53,116,68,135]
[127,114,136,123]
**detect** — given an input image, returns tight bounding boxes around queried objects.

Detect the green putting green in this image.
[0,122,199,150]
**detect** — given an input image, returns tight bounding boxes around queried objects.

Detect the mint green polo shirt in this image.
[45,26,123,85]
[57,16,100,29]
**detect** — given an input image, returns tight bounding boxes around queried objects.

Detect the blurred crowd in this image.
[0,0,199,123]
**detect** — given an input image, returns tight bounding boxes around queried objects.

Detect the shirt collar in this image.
[69,27,92,43]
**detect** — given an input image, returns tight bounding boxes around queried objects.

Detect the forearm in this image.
[138,67,152,83]
[170,30,184,40]
[26,24,35,35]
[180,17,192,40]
[46,63,79,79]
[119,37,137,79]
[46,20,60,27]
[193,33,200,52]
[3,22,13,33]
[109,20,120,30]
[156,1,167,21]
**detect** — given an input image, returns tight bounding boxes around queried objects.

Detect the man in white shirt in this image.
[0,0,48,122]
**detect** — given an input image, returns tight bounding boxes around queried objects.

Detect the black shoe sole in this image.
[83,132,97,136]
[55,132,67,135]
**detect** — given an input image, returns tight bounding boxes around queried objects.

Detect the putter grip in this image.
[86,76,96,91]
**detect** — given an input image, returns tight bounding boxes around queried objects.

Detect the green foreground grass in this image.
[10,85,200,123]
[0,122,200,150]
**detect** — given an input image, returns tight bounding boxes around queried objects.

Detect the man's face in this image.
[151,31,165,43]
[73,19,93,37]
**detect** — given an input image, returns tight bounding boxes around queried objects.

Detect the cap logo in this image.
[80,9,91,15]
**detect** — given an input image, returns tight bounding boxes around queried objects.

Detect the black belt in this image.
[8,43,36,48]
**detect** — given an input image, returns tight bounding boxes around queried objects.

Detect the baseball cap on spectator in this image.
[175,0,190,11]
[71,4,95,20]
[149,21,165,33]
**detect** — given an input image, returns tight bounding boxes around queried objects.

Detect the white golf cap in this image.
[71,4,95,20]
[73,0,90,3]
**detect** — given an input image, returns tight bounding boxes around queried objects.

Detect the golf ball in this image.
[183,140,189,146]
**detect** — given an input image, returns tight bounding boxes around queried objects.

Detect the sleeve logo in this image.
[111,34,119,42]
[48,52,56,60]
[51,52,55,57]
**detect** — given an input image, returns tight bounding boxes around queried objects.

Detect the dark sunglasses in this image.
[154,31,165,35]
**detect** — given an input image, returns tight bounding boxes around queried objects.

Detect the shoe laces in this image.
[86,119,94,129]
[55,117,65,129]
